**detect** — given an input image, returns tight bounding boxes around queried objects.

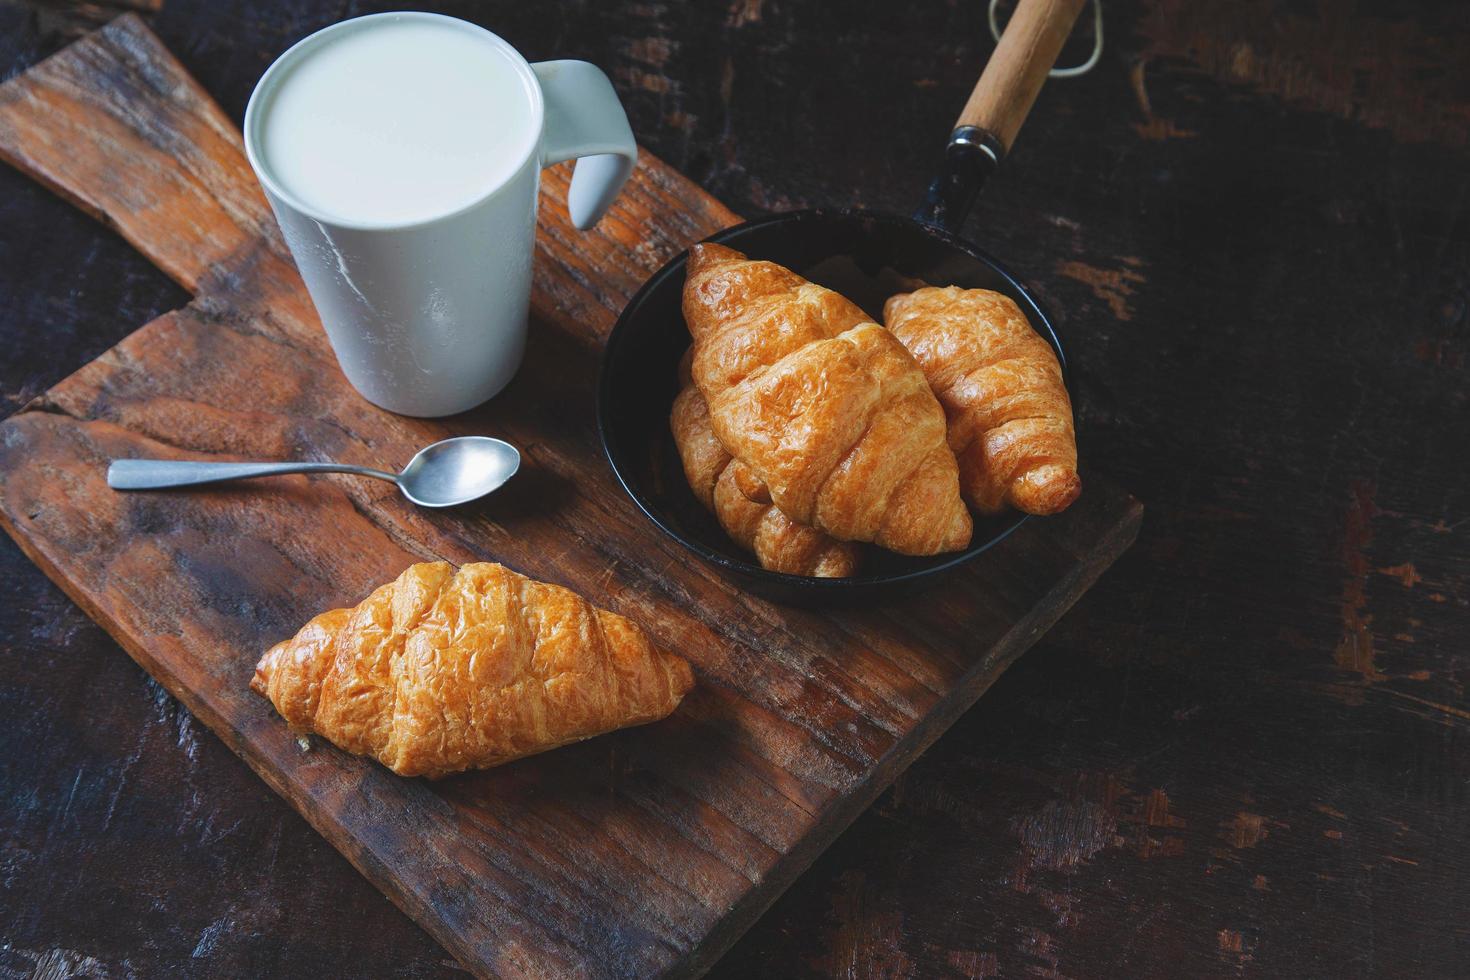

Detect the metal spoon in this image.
[107,436,521,508]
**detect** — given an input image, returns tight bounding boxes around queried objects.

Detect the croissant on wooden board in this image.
[683,242,972,556]
[671,368,860,578]
[251,561,694,778]
[884,286,1080,516]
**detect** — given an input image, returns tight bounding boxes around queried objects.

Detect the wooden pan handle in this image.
[956,0,1087,155]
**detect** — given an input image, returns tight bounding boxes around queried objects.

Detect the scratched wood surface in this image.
[0,1,1467,978]
[0,13,1141,980]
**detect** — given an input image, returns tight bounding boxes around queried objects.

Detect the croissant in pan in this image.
[671,374,859,578]
[683,243,971,556]
[252,561,694,778]
[884,286,1080,515]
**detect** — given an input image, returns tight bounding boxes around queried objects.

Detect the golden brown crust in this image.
[683,243,971,556]
[251,562,694,778]
[883,286,1081,515]
[670,378,860,577]
[669,384,729,512]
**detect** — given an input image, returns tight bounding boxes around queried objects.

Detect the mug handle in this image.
[532,60,638,230]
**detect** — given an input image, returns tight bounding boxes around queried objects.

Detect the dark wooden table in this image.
[1,1,1466,977]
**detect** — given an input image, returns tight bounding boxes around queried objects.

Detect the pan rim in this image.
[596,206,1069,593]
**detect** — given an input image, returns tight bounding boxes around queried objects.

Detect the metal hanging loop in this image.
[989,0,1103,78]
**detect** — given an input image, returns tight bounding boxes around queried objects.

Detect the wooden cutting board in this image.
[0,16,1141,979]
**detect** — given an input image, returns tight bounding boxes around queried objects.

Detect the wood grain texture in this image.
[7,0,162,41]
[0,14,1139,980]
[3,1,1469,978]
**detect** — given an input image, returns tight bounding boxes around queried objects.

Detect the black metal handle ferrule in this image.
[914,126,1005,234]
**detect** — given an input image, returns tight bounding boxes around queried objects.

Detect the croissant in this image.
[883,286,1080,515]
[671,377,859,577]
[251,561,694,778]
[683,243,971,556]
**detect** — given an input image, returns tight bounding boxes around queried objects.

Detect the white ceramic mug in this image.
[243,12,636,417]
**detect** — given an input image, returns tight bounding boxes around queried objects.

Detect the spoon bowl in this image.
[398,436,522,508]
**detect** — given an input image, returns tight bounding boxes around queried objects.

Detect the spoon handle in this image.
[107,459,398,490]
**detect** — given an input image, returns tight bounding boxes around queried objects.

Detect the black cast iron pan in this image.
[598,0,1087,604]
